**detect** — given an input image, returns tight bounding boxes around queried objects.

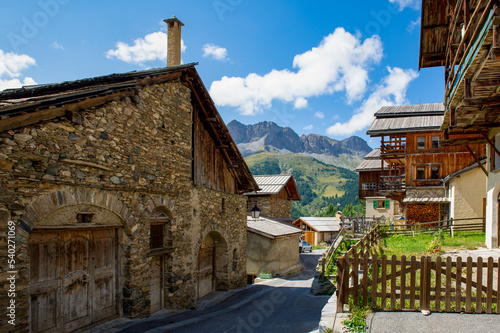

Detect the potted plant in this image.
[259,272,272,279]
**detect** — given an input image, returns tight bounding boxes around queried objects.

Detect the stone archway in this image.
[21,188,132,333]
[196,231,228,299]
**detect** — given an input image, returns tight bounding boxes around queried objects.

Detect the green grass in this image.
[381,230,485,257]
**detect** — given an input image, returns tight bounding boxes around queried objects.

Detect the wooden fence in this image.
[337,251,500,314]
[386,217,486,235]
[340,216,382,237]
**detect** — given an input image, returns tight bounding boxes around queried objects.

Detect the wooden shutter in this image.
[385,200,390,209]
[373,200,378,209]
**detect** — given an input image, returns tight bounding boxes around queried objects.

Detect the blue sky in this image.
[0,0,445,147]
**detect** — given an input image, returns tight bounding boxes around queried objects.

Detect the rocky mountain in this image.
[227,120,372,170]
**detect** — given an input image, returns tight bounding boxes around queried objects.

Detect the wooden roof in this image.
[367,104,445,136]
[355,149,388,172]
[0,63,258,193]
[244,174,301,200]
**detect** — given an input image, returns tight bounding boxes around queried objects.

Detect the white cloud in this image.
[294,97,308,109]
[314,111,325,119]
[106,31,186,64]
[52,42,64,50]
[389,0,421,10]
[407,18,421,32]
[326,67,419,136]
[209,28,383,115]
[304,125,313,130]
[202,44,228,61]
[0,50,37,91]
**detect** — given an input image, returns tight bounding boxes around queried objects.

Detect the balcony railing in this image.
[379,175,405,192]
[380,136,406,157]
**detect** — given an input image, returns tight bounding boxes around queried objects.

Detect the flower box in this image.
[259,272,272,279]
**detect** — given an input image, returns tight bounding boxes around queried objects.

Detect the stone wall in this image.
[0,80,248,331]
[248,196,291,219]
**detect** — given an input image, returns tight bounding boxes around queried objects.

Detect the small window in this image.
[416,167,425,179]
[432,136,440,149]
[150,224,164,249]
[417,137,425,149]
[431,167,440,179]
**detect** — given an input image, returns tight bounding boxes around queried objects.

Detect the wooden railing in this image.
[445,0,496,105]
[379,175,405,192]
[387,217,486,234]
[337,253,500,314]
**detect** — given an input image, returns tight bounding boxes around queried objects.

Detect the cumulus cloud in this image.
[202,44,228,61]
[304,125,313,130]
[389,0,421,10]
[326,67,419,136]
[314,111,325,119]
[106,31,186,64]
[209,28,383,115]
[0,50,37,91]
[294,97,308,109]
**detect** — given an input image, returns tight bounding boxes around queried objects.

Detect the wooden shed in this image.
[292,217,342,245]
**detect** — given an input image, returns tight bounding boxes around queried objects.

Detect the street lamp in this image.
[250,202,261,220]
[337,202,341,211]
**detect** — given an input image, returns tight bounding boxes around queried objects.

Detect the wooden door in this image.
[29,228,118,333]
[150,255,164,313]
[29,231,59,333]
[197,243,215,299]
[61,231,92,332]
[92,229,117,322]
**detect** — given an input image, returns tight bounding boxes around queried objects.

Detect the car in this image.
[299,240,312,253]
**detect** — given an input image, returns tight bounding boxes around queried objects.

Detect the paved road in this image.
[115,249,329,333]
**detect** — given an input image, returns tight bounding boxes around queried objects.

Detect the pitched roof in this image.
[244,174,301,200]
[247,216,302,239]
[367,103,445,136]
[355,148,388,172]
[0,63,258,193]
[295,217,342,232]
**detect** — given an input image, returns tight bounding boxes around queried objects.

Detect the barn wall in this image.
[0,80,248,331]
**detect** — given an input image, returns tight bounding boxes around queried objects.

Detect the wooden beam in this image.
[479,130,500,160]
[465,144,488,176]
[462,96,500,107]
[472,78,500,87]
[471,44,493,82]
[0,90,131,132]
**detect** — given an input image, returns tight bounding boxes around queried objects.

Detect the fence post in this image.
[337,256,345,312]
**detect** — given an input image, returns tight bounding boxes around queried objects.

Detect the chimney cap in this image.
[164,15,184,27]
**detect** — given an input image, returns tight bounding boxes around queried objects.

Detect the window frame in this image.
[417,137,426,149]
[432,136,440,149]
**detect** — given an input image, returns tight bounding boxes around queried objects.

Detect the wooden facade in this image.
[358,170,381,199]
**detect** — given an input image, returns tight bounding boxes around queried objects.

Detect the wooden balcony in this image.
[379,175,405,192]
[380,135,406,159]
[429,0,500,131]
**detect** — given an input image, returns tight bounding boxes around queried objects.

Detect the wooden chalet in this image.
[367,103,486,224]
[420,0,500,247]
[355,149,401,220]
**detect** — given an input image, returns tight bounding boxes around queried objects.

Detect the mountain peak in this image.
[227,120,372,170]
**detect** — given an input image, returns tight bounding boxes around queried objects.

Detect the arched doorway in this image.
[197,231,228,299]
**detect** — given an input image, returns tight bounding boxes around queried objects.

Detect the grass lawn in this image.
[380,230,486,257]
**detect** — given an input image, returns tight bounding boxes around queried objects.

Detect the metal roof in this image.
[375,103,444,117]
[245,175,301,200]
[294,217,342,232]
[355,158,388,172]
[364,148,381,160]
[247,216,302,239]
[366,115,444,136]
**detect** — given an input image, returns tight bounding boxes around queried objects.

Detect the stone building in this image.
[0,17,258,333]
[245,174,300,220]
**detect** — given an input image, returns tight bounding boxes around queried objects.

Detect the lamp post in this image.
[250,202,261,220]
[337,202,341,212]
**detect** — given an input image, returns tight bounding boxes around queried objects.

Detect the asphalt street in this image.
[113,249,329,333]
